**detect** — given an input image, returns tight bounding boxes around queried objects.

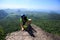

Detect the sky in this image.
[0,0,60,11]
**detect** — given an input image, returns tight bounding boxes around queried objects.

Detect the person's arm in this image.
[20,18,24,30]
[20,24,24,31]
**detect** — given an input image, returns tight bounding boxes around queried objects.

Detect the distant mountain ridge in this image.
[0,10,8,19]
[0,9,60,20]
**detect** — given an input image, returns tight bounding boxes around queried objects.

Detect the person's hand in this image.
[22,27,24,31]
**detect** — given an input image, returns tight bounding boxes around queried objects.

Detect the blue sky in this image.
[0,0,60,10]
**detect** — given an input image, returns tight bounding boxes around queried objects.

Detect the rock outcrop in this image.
[5,24,60,40]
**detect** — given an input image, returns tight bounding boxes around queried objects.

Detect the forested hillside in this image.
[0,9,60,40]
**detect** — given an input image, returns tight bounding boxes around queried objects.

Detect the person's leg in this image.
[29,25,36,32]
[26,25,35,37]
[27,30,35,37]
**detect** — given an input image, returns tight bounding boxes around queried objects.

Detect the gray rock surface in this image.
[5,24,60,40]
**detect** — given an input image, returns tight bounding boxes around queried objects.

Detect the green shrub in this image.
[0,26,5,40]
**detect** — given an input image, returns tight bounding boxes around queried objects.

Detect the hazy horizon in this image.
[0,0,60,11]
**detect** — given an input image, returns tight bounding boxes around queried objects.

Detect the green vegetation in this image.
[0,10,60,40]
[32,19,60,35]
[28,12,60,36]
[0,26,5,40]
[0,15,20,40]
